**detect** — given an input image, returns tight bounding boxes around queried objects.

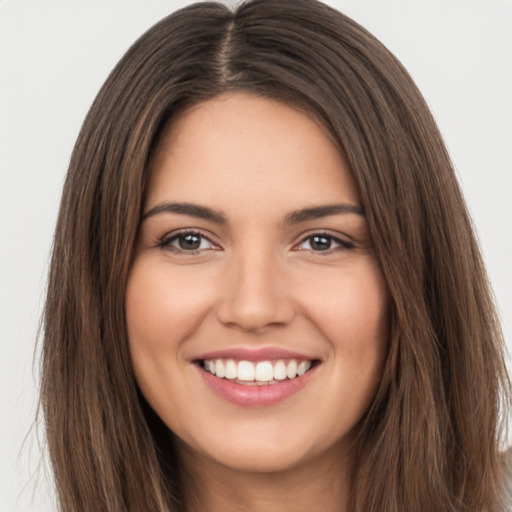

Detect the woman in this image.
[40,0,510,511]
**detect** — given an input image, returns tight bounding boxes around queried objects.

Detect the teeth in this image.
[297,360,311,376]
[255,361,273,381]
[237,361,255,381]
[215,359,225,378]
[286,360,298,379]
[225,359,237,379]
[202,358,313,383]
[274,361,287,380]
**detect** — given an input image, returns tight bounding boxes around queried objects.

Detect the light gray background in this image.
[1,1,511,510]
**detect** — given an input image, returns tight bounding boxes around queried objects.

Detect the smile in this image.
[200,358,313,385]
[194,350,320,407]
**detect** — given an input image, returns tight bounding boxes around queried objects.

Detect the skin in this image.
[126,93,389,512]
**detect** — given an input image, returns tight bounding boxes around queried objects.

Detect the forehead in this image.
[145,92,359,213]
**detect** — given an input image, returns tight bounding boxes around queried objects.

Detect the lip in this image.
[193,347,320,408]
[193,347,316,362]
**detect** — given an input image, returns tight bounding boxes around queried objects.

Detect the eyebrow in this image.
[284,203,364,224]
[141,201,364,225]
[142,202,227,224]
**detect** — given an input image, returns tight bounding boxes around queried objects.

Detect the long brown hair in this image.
[40,1,510,510]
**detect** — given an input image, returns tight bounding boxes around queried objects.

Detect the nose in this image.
[215,247,296,333]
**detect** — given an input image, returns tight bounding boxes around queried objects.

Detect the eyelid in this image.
[293,230,355,251]
[154,228,354,254]
[156,228,221,252]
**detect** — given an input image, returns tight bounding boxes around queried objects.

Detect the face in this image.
[126,93,389,474]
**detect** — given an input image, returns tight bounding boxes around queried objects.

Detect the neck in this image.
[178,444,352,512]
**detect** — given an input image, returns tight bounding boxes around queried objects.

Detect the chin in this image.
[175,421,345,476]
[198,443,312,474]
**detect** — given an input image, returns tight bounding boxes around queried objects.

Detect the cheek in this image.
[126,259,214,350]
[300,258,388,343]
[315,261,389,428]
[298,257,389,389]
[125,257,219,421]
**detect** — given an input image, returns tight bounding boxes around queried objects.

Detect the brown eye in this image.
[158,231,216,252]
[176,233,202,250]
[308,235,333,251]
[297,233,354,252]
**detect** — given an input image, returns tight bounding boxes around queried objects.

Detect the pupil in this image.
[179,234,201,250]
[311,235,331,250]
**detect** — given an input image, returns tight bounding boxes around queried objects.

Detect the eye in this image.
[296,233,354,252]
[157,231,217,253]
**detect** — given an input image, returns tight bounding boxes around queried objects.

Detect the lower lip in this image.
[196,363,318,407]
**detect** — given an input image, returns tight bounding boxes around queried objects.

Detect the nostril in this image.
[215,297,296,333]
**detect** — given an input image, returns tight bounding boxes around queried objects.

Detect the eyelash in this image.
[156,230,217,254]
[156,230,355,254]
[295,231,355,253]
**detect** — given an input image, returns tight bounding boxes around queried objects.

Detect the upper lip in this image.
[193,347,318,362]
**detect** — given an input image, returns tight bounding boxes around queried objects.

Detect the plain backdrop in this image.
[1,1,511,510]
